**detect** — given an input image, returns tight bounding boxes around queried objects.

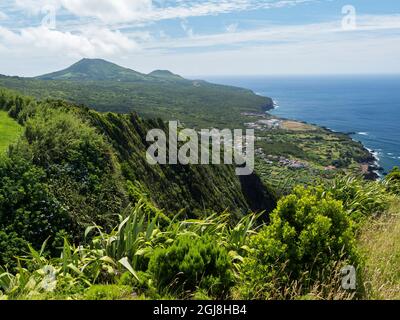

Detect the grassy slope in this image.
[0,110,22,153]
[359,197,400,299]
[0,75,271,129]
[0,87,276,220]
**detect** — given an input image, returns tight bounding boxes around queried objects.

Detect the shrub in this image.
[0,231,29,270]
[148,234,233,298]
[0,155,72,250]
[23,107,127,227]
[237,186,358,299]
[0,104,127,252]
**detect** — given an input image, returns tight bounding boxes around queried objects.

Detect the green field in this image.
[0,110,22,153]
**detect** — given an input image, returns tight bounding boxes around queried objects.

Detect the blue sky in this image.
[0,0,400,76]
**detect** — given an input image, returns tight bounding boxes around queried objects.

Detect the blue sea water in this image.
[204,75,400,174]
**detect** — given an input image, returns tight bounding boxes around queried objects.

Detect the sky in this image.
[0,0,400,76]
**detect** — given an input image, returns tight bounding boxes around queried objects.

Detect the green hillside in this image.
[0,87,276,258]
[148,70,185,80]
[0,110,22,153]
[0,59,272,128]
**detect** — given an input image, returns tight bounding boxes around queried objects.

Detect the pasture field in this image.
[0,110,22,153]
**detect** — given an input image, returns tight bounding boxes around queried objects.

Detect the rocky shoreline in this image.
[362,148,385,180]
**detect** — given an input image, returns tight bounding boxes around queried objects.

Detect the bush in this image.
[24,107,105,168]
[0,103,127,253]
[237,186,358,299]
[0,155,72,250]
[0,231,29,270]
[148,234,233,298]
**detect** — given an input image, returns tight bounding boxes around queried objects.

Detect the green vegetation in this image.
[324,176,389,224]
[236,186,359,299]
[0,110,22,153]
[1,175,397,300]
[359,198,400,299]
[0,59,272,128]
[149,234,233,298]
[253,121,375,195]
[0,62,397,300]
[0,87,275,269]
[0,59,373,193]
[36,58,149,82]
[386,167,400,195]
[0,199,261,300]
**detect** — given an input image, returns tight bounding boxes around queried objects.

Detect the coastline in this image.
[265,104,380,181]
[363,147,383,179]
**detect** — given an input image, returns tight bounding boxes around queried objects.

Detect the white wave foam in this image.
[366,148,381,162]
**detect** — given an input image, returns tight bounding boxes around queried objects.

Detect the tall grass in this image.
[324,176,390,224]
[358,197,400,299]
[0,197,262,300]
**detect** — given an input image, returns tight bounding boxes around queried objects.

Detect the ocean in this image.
[204,75,400,174]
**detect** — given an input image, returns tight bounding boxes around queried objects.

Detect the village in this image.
[255,147,309,169]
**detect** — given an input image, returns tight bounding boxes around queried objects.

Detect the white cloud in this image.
[2,1,400,76]
[126,34,400,76]
[131,14,400,75]
[0,25,137,58]
[143,14,400,50]
[14,0,62,14]
[0,11,8,20]
[12,0,317,24]
[355,14,400,31]
[61,0,153,23]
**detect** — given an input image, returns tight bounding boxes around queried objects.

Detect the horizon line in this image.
[185,73,400,78]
